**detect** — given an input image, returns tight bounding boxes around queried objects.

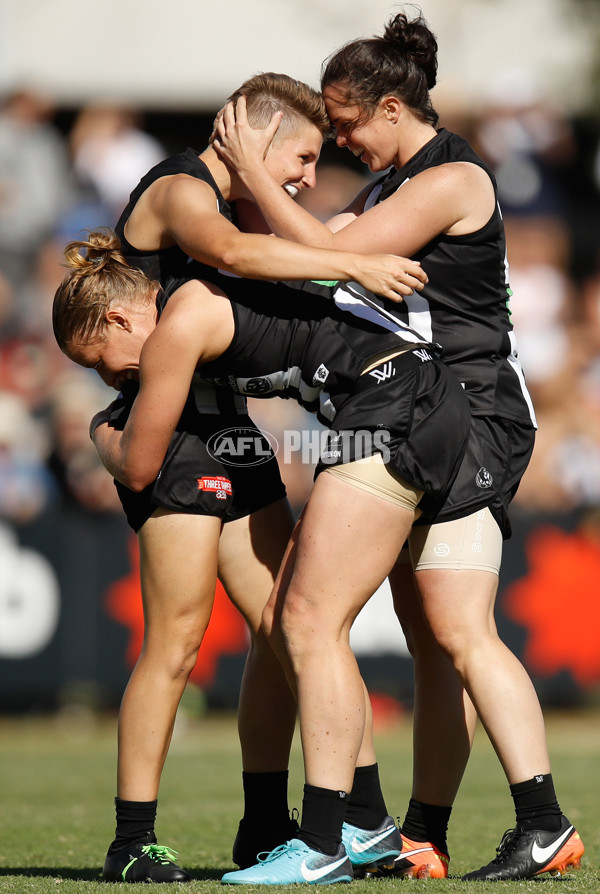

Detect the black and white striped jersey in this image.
[157,273,474,514]
[160,273,433,428]
[342,128,537,428]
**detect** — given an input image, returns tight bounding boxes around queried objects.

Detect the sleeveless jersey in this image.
[114,149,245,415]
[355,128,536,428]
[156,273,473,517]
[160,272,432,427]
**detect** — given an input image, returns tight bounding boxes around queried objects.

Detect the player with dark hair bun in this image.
[321,12,439,127]
[212,11,584,883]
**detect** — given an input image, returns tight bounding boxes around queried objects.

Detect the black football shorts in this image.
[103,393,286,532]
[417,414,535,538]
[315,348,472,521]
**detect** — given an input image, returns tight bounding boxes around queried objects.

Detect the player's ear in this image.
[381,95,402,124]
[106,309,132,331]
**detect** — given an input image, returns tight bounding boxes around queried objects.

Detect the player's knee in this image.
[280,587,337,662]
[399,612,442,659]
[142,644,200,683]
[145,622,207,679]
[260,602,288,665]
[399,623,417,658]
[427,622,480,672]
[261,599,276,637]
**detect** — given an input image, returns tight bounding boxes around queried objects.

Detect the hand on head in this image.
[212,95,283,170]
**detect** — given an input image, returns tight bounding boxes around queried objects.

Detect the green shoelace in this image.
[122,843,179,879]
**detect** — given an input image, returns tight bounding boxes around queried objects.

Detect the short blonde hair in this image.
[228,72,331,142]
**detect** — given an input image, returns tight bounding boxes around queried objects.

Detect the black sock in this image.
[240,771,290,825]
[109,797,158,852]
[344,763,388,830]
[511,774,562,832]
[400,798,451,855]
[298,785,348,856]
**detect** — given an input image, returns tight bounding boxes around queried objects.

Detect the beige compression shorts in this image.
[325,452,423,515]
[396,506,503,574]
[324,347,502,571]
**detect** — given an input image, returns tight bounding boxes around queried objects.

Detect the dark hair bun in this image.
[383,12,438,89]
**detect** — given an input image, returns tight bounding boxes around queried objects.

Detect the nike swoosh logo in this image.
[531,826,574,864]
[350,825,397,854]
[301,855,349,882]
[396,846,434,861]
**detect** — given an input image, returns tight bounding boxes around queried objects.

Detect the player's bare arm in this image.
[214,107,494,259]
[161,176,427,296]
[121,169,424,296]
[319,163,496,257]
[94,281,235,492]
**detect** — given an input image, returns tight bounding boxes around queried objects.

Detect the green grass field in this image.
[0,707,598,893]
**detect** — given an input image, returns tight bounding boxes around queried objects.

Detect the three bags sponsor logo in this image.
[197,476,233,499]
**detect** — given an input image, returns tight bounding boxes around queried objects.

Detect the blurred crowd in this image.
[1,74,600,528]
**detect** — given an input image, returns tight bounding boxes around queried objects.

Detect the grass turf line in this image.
[0,709,598,892]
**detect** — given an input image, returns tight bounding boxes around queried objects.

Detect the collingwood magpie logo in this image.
[369,361,396,383]
[476,467,493,488]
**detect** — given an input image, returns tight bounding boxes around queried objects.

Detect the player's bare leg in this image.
[104,509,221,882]
[222,472,416,885]
[218,498,300,867]
[118,510,221,800]
[385,563,476,877]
